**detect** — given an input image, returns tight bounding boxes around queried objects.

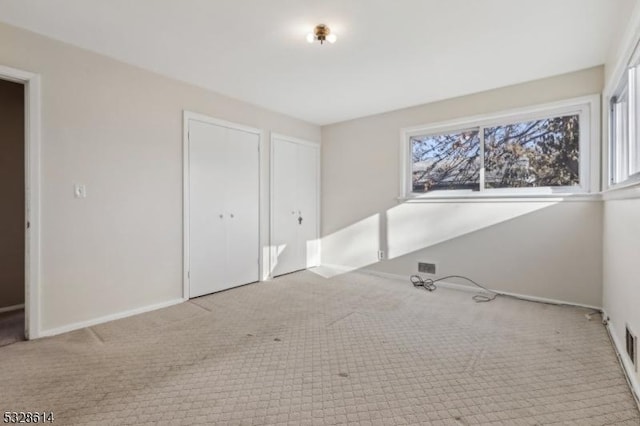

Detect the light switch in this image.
[74,184,87,199]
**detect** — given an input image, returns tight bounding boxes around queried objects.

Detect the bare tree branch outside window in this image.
[410,114,580,193]
[484,114,579,188]
[411,130,480,192]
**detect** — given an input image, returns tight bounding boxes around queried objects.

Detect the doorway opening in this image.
[0,65,41,341]
[0,78,25,346]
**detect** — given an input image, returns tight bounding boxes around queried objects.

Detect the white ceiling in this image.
[0,0,635,125]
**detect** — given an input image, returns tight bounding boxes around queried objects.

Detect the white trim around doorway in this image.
[0,65,42,340]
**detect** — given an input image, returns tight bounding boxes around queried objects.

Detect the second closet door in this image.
[225,127,260,288]
[272,137,319,277]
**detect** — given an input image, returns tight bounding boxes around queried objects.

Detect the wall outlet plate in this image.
[418,262,436,274]
[377,250,385,260]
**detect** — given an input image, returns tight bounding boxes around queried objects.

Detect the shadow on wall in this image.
[316,200,603,307]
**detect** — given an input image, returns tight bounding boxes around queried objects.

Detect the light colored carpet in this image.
[0,309,24,347]
[0,270,638,425]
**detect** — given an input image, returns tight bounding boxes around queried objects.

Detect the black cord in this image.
[411,274,497,302]
[410,274,436,291]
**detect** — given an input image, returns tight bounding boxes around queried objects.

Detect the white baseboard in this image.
[487,287,601,311]
[357,268,482,294]
[0,304,25,314]
[363,268,602,310]
[321,264,602,310]
[39,298,186,338]
[604,316,640,407]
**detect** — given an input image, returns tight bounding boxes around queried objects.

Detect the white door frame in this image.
[182,111,263,299]
[269,133,321,278]
[0,65,42,340]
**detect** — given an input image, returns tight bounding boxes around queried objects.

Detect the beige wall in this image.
[0,19,611,332]
[604,0,640,91]
[321,67,604,307]
[0,22,320,333]
[602,0,640,390]
[0,78,25,309]
[603,198,640,385]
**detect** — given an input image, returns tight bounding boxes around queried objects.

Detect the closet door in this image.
[271,137,319,277]
[272,139,300,276]
[225,128,260,287]
[188,118,260,298]
[189,120,229,297]
[297,143,319,268]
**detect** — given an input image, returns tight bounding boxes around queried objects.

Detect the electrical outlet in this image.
[418,262,436,274]
[377,250,385,260]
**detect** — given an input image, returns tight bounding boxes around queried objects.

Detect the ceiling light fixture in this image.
[306,24,337,45]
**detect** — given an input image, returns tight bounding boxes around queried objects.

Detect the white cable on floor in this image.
[410,274,497,302]
[411,274,604,312]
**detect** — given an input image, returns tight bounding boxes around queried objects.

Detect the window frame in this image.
[610,83,630,186]
[609,48,640,189]
[399,95,600,200]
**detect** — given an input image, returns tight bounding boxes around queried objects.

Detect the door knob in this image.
[298,216,303,225]
[230,213,235,218]
[219,214,224,219]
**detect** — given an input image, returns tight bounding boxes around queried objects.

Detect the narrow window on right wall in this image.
[609,59,640,187]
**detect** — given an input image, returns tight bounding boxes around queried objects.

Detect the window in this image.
[610,60,640,186]
[411,129,480,192]
[403,97,595,198]
[484,115,580,189]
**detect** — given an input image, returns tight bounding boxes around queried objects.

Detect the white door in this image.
[225,127,260,287]
[297,143,320,268]
[272,139,299,275]
[271,137,319,277]
[189,120,229,297]
[188,119,260,297]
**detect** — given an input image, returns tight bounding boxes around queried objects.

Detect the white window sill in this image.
[602,179,640,201]
[397,192,601,203]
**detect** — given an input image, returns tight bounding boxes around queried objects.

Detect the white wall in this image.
[321,67,604,307]
[603,198,640,383]
[602,0,640,394]
[0,22,320,334]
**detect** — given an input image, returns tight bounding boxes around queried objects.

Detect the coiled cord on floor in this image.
[411,274,498,303]
[410,274,604,316]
